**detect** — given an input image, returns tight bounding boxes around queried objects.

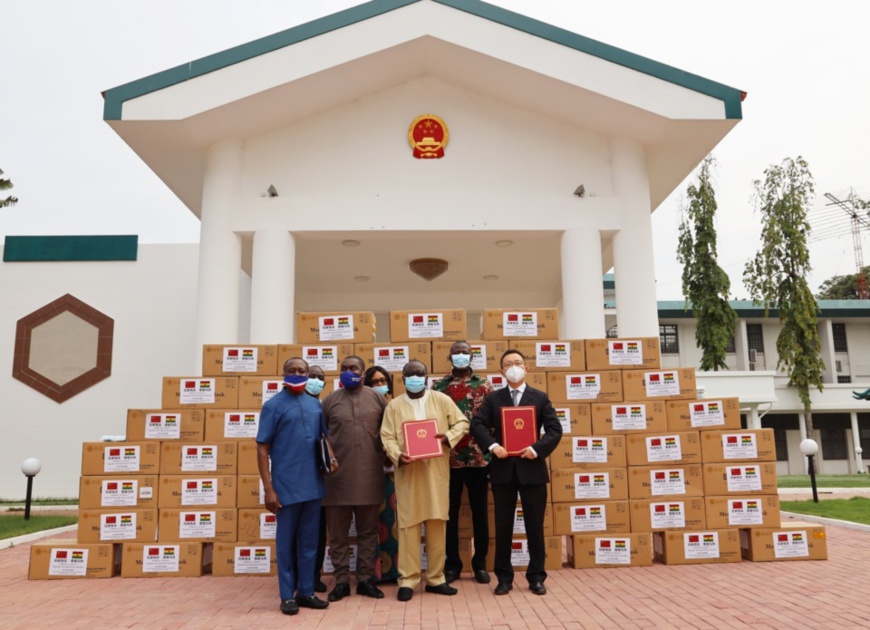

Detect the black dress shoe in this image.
[397,587,414,602]
[280,599,299,615]
[297,594,329,609]
[314,579,327,593]
[424,583,458,596]
[356,578,385,599]
[327,582,351,602]
[529,582,547,595]
[494,582,513,596]
[444,570,460,584]
[473,569,491,584]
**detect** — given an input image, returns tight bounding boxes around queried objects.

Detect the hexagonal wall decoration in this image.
[13,294,113,403]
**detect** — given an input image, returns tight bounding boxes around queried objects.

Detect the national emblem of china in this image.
[514,417,525,430]
[408,114,449,159]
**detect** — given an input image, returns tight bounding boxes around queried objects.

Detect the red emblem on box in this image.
[408,114,449,159]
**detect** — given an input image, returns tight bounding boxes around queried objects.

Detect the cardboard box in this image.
[567,532,653,568]
[504,340,585,372]
[550,435,626,471]
[484,372,547,393]
[621,368,698,402]
[629,497,706,532]
[552,500,631,535]
[355,342,433,373]
[158,508,238,542]
[654,529,742,565]
[740,521,828,561]
[625,431,702,466]
[120,542,212,578]
[213,542,277,576]
[627,464,705,499]
[700,429,777,463]
[29,542,121,579]
[236,441,260,476]
[81,442,161,476]
[237,376,284,409]
[77,509,158,544]
[546,371,623,404]
[389,309,467,342]
[551,467,628,503]
[160,441,237,475]
[485,536,562,571]
[296,311,376,344]
[237,475,265,509]
[552,404,592,436]
[665,397,742,432]
[481,308,559,340]
[78,475,158,509]
[704,495,781,529]
[585,337,661,371]
[237,508,276,542]
[703,462,779,496]
[431,340,508,374]
[590,401,668,436]
[126,409,205,442]
[161,376,239,410]
[202,344,278,376]
[276,343,356,375]
[486,503,553,537]
[204,410,261,441]
[157,475,237,508]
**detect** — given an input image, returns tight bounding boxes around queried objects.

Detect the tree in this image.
[743,156,825,439]
[0,169,18,208]
[676,156,737,371]
[816,266,870,299]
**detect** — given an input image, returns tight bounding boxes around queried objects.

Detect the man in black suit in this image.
[470,349,562,596]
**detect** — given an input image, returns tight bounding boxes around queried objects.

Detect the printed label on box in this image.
[727,499,763,525]
[100,512,137,541]
[644,372,680,397]
[179,511,216,538]
[512,506,529,535]
[566,374,601,400]
[689,401,726,427]
[49,549,89,576]
[571,504,607,532]
[180,379,216,404]
[421,543,429,571]
[140,486,153,500]
[469,345,487,371]
[488,375,507,391]
[181,445,218,472]
[143,545,180,573]
[235,546,271,574]
[536,342,571,368]
[573,437,608,463]
[259,478,265,505]
[181,478,218,506]
[222,347,258,373]
[646,435,683,463]
[145,413,181,439]
[224,412,260,438]
[555,408,572,434]
[722,433,758,459]
[104,445,140,473]
[101,479,138,507]
[612,404,647,430]
[684,532,720,559]
[303,346,338,372]
[510,539,531,566]
[726,465,763,492]
[503,312,537,337]
[649,502,686,529]
[595,538,631,565]
[650,469,686,496]
[374,346,410,372]
[319,315,354,341]
[260,512,277,539]
[408,313,443,339]
[773,530,809,558]
[323,545,357,573]
[608,340,643,365]
[574,472,610,499]
[262,380,283,405]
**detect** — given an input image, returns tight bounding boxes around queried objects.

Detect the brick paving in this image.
[3,517,870,630]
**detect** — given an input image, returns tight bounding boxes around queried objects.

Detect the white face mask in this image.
[504,365,525,384]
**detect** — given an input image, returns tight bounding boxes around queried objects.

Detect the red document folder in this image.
[500,406,537,455]
[402,419,443,460]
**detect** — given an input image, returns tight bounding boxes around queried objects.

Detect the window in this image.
[861,426,870,456]
[820,428,847,460]
[659,325,679,355]
[773,429,789,461]
[838,376,852,384]
[833,323,848,353]
[725,335,736,354]
[606,325,618,338]
[747,324,765,353]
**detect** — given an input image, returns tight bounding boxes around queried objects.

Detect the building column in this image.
[798,412,809,474]
[818,319,835,384]
[747,405,760,430]
[851,412,865,473]
[250,229,295,344]
[561,228,605,339]
[610,138,658,337]
[195,139,243,359]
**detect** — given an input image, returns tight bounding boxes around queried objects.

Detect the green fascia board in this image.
[656,299,870,319]
[3,235,138,262]
[103,0,743,121]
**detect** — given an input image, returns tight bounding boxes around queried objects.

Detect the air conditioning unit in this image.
[748,349,757,363]
[836,360,843,373]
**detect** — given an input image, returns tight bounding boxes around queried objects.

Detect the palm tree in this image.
[1,169,18,208]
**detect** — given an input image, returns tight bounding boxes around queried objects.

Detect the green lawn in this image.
[778,475,870,488]
[0,513,78,539]
[0,498,78,505]
[780,496,870,525]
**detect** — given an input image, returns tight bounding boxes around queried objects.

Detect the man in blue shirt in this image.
[257,357,330,616]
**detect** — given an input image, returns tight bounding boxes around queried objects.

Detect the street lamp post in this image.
[20,458,42,520]
[799,439,819,504]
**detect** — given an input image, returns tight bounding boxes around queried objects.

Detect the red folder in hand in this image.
[402,419,443,460]
[500,406,537,455]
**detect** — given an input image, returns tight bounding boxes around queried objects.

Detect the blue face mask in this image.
[340,370,363,390]
[404,376,427,394]
[283,373,308,393]
[305,378,325,396]
[373,384,390,396]
[451,353,472,369]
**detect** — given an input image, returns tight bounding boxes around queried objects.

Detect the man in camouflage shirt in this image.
[433,340,492,584]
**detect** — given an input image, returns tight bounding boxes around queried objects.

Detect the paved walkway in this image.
[3,513,870,629]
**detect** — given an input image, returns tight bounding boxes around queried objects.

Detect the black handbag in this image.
[316,434,339,475]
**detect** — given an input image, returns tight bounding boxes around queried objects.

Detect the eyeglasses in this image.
[369,377,388,386]
[501,360,525,368]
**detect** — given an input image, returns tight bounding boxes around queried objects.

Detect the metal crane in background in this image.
[810,188,870,298]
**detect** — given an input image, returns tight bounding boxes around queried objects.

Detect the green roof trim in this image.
[103,0,743,121]
[656,299,870,318]
[3,236,138,262]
